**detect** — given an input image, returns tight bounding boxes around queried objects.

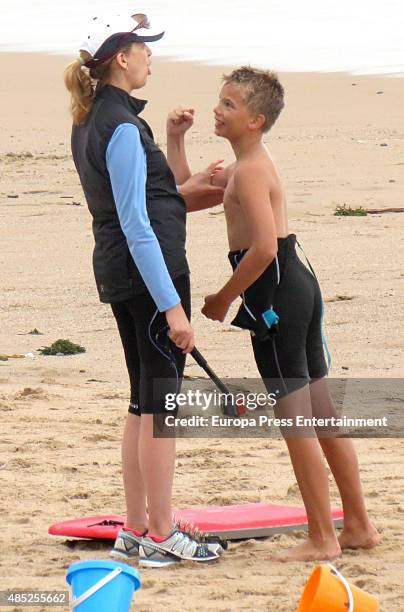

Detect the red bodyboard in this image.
[49,503,343,540]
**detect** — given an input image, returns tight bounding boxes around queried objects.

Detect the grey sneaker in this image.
[110,529,143,560]
[139,529,225,568]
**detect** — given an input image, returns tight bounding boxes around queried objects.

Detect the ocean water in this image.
[0,0,403,75]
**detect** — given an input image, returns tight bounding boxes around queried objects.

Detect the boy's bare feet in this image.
[338,523,380,550]
[272,538,342,563]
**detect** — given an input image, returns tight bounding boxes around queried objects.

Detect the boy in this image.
[167,67,379,562]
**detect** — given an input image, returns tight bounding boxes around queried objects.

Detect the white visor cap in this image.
[80,13,164,60]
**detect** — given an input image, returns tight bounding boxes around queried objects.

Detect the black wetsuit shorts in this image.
[110,274,191,416]
[228,234,329,398]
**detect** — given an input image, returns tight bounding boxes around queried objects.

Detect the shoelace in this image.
[173,517,228,550]
[171,532,197,556]
[173,518,205,542]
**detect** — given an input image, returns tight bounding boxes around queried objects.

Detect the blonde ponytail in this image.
[64,43,135,125]
[64,51,94,125]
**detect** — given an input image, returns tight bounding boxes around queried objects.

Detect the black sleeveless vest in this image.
[71,85,189,303]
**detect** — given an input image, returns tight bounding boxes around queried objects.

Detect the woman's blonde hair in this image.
[64,45,132,125]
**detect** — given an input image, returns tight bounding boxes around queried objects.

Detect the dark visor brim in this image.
[93,30,165,61]
[134,31,165,43]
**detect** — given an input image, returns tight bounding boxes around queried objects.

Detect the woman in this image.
[64,12,224,568]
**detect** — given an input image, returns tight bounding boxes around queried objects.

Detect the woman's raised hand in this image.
[167,107,195,137]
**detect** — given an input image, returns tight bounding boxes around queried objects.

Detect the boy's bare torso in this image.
[222,149,289,251]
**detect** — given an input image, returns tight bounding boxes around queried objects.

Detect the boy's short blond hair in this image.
[223,66,284,133]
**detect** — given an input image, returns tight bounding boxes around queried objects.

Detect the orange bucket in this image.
[297,564,379,612]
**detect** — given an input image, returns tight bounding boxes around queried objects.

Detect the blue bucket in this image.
[66,560,141,611]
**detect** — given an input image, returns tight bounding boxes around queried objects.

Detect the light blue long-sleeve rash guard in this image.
[106,123,181,312]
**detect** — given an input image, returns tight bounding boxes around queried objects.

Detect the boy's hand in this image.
[167,107,195,137]
[201,293,230,322]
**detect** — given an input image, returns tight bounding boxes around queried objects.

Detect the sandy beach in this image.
[1,53,404,610]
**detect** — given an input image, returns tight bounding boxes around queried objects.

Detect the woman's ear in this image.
[115,51,129,70]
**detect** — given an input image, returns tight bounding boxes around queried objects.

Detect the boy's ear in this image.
[250,113,266,131]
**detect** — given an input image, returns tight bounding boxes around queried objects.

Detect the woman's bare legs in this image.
[138,414,176,538]
[122,413,176,538]
[122,413,148,533]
